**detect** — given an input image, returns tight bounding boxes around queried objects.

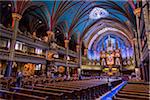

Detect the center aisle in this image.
[99,81,127,100]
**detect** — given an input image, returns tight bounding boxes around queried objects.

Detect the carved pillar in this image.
[47,31,55,43]
[83,48,88,65]
[142,2,150,81]
[32,32,37,39]
[76,45,80,53]
[76,44,80,66]
[133,38,140,67]
[10,13,22,60]
[5,13,22,77]
[84,48,88,56]
[64,39,70,79]
[134,8,142,67]
[131,40,136,67]
[143,3,150,49]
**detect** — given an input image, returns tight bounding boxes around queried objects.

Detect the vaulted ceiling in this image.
[0,0,140,52]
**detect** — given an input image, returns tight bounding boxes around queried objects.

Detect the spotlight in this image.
[39,20,42,24]
[8,4,11,7]
[56,30,59,33]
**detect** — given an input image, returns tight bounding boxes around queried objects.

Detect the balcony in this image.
[47,58,78,67]
[68,50,78,58]
[17,31,49,50]
[0,24,13,39]
[14,51,46,64]
[50,44,78,58]
[0,49,9,60]
[0,27,49,50]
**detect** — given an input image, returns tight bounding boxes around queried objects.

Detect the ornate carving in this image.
[12,13,22,21]
[64,39,69,48]
[47,31,55,42]
[134,8,141,17]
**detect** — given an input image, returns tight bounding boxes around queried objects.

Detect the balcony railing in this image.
[0,49,9,60]
[15,50,46,58]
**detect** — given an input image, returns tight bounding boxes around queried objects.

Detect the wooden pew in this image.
[22,78,121,100]
[116,93,150,100]
[0,89,47,100]
[23,86,74,99]
[11,87,63,100]
[119,89,150,96]
[114,83,150,100]
[113,96,135,100]
[0,89,13,99]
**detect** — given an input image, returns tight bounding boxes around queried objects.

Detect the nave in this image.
[0,0,149,100]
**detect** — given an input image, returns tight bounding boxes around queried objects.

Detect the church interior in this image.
[0,0,149,100]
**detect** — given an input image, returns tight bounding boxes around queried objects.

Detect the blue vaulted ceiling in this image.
[31,0,136,39]
[0,0,138,55]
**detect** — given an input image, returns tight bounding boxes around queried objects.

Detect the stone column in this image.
[64,39,70,79]
[47,31,55,43]
[134,8,142,67]
[5,13,22,77]
[76,44,80,77]
[84,48,88,56]
[84,48,88,65]
[131,41,136,68]
[76,44,80,66]
[143,2,150,49]
[76,45,80,53]
[133,38,140,67]
[142,2,150,81]
[78,43,82,78]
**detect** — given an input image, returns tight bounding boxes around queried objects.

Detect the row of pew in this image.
[113,82,150,100]
[0,78,122,100]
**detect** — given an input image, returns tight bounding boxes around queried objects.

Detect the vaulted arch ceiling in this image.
[1,0,138,49]
[19,2,50,37]
[81,18,134,48]
[42,0,137,42]
[92,31,132,51]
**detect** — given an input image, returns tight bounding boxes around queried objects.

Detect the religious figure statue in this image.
[101,58,106,66]
[115,58,121,66]
[107,35,113,52]
[106,52,114,66]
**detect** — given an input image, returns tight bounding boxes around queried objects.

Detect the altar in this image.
[100,36,121,76]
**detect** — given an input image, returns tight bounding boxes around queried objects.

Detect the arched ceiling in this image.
[32,0,137,42]
[1,0,139,51]
[92,31,131,51]
[82,18,134,49]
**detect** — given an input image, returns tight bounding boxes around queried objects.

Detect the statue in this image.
[115,58,121,66]
[101,58,106,66]
[107,35,113,52]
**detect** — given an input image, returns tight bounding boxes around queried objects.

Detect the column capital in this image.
[64,39,69,48]
[132,38,137,42]
[84,48,88,56]
[12,13,22,21]
[76,44,79,48]
[64,39,69,43]
[46,31,54,35]
[76,45,80,53]
[134,8,141,17]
